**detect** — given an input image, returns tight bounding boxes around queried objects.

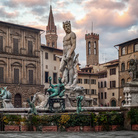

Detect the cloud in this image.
[0,7,19,18]
[2,0,48,8]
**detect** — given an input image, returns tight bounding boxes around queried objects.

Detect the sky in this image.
[0,0,138,67]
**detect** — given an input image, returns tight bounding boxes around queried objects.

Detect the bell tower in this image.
[85,32,99,65]
[46,5,58,48]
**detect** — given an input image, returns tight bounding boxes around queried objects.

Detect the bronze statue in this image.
[128,59,138,80]
[77,95,84,114]
[27,99,37,115]
[47,77,65,98]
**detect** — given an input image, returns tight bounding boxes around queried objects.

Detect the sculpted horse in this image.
[32,92,49,108]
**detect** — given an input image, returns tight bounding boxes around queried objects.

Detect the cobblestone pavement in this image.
[0,131,138,138]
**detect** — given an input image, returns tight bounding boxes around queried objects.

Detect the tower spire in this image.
[46,5,58,48]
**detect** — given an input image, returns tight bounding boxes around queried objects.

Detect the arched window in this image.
[111,100,116,107]
[88,41,91,55]
[121,78,125,87]
[94,41,96,55]
[14,94,22,108]
[121,63,125,71]
[52,42,55,47]
[134,43,138,52]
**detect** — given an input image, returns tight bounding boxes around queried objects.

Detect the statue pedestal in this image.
[65,85,88,107]
[48,98,65,113]
[123,81,138,107]
[2,99,14,108]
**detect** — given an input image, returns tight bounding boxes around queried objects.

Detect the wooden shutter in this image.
[0,36,3,52]
[13,38,18,54]
[0,67,4,83]
[28,41,33,55]
[29,70,33,84]
[14,68,19,84]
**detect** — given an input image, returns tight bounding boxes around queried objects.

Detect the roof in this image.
[41,45,63,52]
[78,71,98,76]
[0,20,44,31]
[104,63,119,67]
[99,59,119,65]
[114,38,138,47]
[97,70,107,74]
[81,66,93,70]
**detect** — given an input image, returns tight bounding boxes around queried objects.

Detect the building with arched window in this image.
[85,33,99,65]
[0,21,44,107]
[115,38,138,106]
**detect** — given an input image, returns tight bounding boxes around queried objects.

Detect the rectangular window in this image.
[110,81,116,88]
[29,70,33,84]
[101,82,103,88]
[101,92,103,99]
[98,93,100,99]
[84,79,87,84]
[110,68,116,75]
[53,54,56,61]
[78,79,82,84]
[53,73,57,83]
[45,72,49,83]
[91,89,96,94]
[28,41,33,55]
[45,52,48,59]
[0,36,3,52]
[104,92,107,99]
[122,47,125,55]
[14,68,19,84]
[91,79,96,84]
[98,82,100,88]
[13,38,18,55]
[0,67,4,83]
[104,81,106,87]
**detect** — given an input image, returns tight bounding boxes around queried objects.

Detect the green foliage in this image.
[3,115,21,125]
[128,108,138,124]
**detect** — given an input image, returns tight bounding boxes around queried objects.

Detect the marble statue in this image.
[59,21,76,86]
[0,87,12,100]
[32,92,49,108]
[0,87,14,108]
[27,98,37,115]
[77,95,84,114]
[128,59,138,80]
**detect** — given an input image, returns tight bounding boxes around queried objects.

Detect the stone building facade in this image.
[98,60,119,107]
[78,68,99,106]
[115,38,138,106]
[41,45,63,92]
[85,32,99,65]
[0,21,44,107]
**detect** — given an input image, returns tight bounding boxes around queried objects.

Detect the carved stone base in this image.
[2,99,14,108]
[123,81,138,107]
[48,98,65,113]
[64,85,91,107]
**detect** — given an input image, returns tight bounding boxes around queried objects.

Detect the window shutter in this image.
[0,36,3,52]
[13,38,18,54]
[29,70,33,84]
[28,41,33,55]
[14,68,19,84]
[0,67,4,83]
